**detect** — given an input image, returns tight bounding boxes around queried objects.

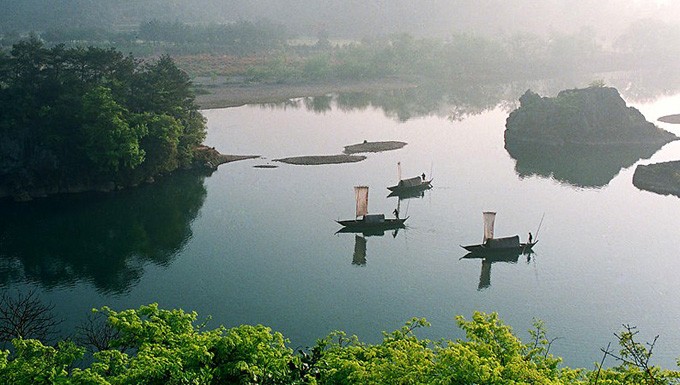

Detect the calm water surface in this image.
[3,84,680,369]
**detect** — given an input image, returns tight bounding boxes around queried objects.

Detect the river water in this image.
[2,77,680,369]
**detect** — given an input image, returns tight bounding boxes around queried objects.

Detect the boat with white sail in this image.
[387,162,432,195]
[461,211,536,255]
[337,186,407,230]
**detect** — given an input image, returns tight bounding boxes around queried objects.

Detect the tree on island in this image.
[0,37,206,200]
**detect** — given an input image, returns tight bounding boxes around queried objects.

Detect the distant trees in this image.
[12,15,678,83]
[35,19,291,56]
[138,19,289,52]
[614,19,680,69]
[0,37,206,199]
[244,30,616,84]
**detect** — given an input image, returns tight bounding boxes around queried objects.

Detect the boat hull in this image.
[336,217,407,230]
[461,241,537,255]
[387,180,432,193]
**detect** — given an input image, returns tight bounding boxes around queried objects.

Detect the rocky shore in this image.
[0,146,260,202]
[192,145,259,169]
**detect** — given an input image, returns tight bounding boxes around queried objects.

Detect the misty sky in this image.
[1,0,679,41]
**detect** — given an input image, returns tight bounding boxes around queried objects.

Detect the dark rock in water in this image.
[505,86,677,146]
[505,86,677,188]
[192,145,259,170]
[633,161,680,197]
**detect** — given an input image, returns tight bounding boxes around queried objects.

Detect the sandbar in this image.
[274,154,367,165]
[659,114,680,124]
[343,141,407,154]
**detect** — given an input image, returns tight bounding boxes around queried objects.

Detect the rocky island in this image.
[505,86,676,146]
[504,86,677,187]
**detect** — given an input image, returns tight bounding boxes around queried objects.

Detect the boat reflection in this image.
[335,226,402,237]
[461,249,534,290]
[336,228,402,266]
[387,188,428,200]
[352,235,367,266]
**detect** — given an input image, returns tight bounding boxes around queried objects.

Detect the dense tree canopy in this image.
[0,38,206,199]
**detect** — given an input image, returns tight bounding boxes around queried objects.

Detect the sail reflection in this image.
[0,171,208,294]
[352,235,367,266]
[461,250,534,290]
[336,228,402,266]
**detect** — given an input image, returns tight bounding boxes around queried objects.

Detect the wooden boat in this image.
[387,162,432,194]
[461,212,537,255]
[337,186,407,230]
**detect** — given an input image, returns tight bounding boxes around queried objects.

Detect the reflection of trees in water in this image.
[606,70,680,104]
[255,69,680,122]
[505,142,663,188]
[0,171,208,294]
[304,94,333,113]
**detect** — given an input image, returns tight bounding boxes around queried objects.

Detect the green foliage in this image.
[0,339,84,385]
[0,39,207,195]
[136,113,182,175]
[61,304,296,384]
[80,86,146,173]
[212,324,294,384]
[313,318,434,384]
[1,306,680,384]
[313,313,585,385]
[430,312,576,385]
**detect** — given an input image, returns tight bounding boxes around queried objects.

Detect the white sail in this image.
[482,211,496,243]
[355,186,369,218]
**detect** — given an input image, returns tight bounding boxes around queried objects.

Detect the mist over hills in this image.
[1,0,678,40]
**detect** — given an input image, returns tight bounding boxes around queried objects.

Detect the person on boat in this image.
[528,232,533,244]
[393,208,400,218]
[421,173,426,181]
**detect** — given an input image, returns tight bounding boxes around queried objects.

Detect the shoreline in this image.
[194,78,416,109]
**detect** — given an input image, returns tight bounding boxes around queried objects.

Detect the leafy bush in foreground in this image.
[0,304,678,384]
